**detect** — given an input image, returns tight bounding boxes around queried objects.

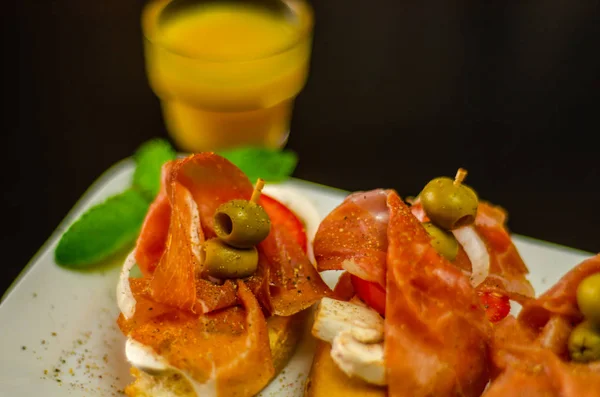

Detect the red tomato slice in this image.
[351,275,386,316]
[477,291,511,323]
[259,194,308,253]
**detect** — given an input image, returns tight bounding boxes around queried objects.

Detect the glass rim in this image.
[142,0,314,63]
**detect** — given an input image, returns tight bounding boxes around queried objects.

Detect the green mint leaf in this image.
[218,147,298,182]
[132,138,176,200]
[54,189,150,268]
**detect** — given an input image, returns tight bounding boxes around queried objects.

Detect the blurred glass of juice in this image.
[142,0,313,152]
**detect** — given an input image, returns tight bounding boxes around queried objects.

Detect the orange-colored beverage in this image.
[142,0,313,152]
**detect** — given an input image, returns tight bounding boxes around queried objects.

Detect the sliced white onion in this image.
[341,259,374,284]
[452,226,490,287]
[330,330,387,386]
[125,338,168,374]
[262,185,322,265]
[117,250,137,320]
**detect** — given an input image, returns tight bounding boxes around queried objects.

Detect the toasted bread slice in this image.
[304,341,386,397]
[124,312,306,397]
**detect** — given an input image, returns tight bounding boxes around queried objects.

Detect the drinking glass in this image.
[142,0,314,152]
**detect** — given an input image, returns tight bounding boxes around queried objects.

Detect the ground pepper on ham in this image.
[118,280,274,396]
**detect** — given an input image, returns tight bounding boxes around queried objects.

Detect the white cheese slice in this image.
[331,330,386,386]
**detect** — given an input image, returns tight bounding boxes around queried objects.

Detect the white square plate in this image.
[0,159,593,397]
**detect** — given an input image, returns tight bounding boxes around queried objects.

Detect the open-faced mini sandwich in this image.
[116,153,331,397]
[484,254,600,396]
[305,169,535,397]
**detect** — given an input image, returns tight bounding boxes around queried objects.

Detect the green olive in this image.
[568,321,600,363]
[420,177,479,230]
[213,199,271,248]
[422,222,459,261]
[202,238,258,279]
[577,273,600,328]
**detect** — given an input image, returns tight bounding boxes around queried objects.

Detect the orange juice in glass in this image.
[142,0,313,152]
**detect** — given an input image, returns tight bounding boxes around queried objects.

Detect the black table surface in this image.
[2,0,599,297]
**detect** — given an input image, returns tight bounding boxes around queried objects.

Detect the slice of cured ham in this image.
[313,189,391,288]
[118,280,274,396]
[519,255,600,328]
[385,192,492,397]
[484,255,600,397]
[149,181,202,312]
[135,163,173,276]
[258,223,332,316]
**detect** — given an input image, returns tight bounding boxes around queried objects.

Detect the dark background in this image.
[2,0,599,297]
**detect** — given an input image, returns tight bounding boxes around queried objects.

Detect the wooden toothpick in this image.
[251,178,265,203]
[454,168,468,186]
